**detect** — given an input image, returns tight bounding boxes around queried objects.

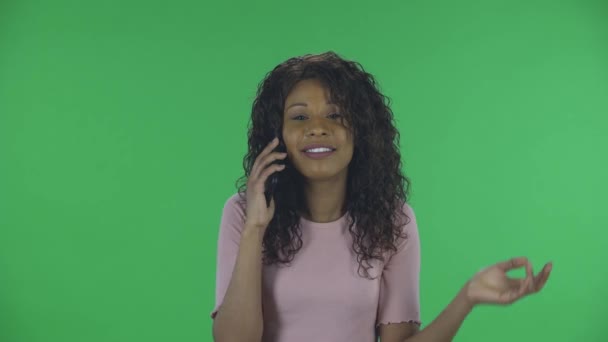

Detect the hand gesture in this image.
[464,257,553,306]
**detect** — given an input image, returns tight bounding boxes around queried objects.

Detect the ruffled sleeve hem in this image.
[376,319,422,329]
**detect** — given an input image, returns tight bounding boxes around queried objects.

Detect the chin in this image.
[302,167,347,181]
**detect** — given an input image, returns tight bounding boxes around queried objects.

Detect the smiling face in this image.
[282,78,354,182]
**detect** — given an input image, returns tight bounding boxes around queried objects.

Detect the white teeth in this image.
[306,147,333,153]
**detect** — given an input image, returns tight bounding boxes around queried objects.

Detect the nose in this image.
[305,117,330,137]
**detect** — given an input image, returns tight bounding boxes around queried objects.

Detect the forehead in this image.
[284,79,335,104]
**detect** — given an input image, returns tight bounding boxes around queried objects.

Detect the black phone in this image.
[264,130,287,207]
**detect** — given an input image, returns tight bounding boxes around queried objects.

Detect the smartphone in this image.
[264,129,287,207]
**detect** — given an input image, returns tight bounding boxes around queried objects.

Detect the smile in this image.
[301,150,335,159]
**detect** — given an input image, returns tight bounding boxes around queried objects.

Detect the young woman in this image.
[210,52,553,342]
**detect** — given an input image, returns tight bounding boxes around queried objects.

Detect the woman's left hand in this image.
[463,256,553,306]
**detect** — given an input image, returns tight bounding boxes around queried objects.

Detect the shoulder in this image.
[390,201,420,253]
[219,192,248,228]
[395,201,418,235]
[224,192,246,212]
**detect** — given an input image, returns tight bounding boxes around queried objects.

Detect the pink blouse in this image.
[211,193,422,342]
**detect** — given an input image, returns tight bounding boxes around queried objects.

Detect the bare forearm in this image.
[405,286,474,342]
[213,227,265,342]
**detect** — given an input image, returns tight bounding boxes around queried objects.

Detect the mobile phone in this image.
[264,130,286,207]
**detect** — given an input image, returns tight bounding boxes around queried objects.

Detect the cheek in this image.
[282,127,297,144]
[283,137,298,155]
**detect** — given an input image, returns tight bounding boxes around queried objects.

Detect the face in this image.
[282,79,354,182]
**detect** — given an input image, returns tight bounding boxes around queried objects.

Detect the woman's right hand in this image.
[245,137,287,233]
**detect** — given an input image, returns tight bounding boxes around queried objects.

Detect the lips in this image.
[301,144,336,152]
[299,142,337,160]
[302,149,335,159]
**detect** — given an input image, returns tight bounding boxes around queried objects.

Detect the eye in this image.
[291,113,343,121]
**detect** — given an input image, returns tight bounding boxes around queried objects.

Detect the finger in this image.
[534,263,553,292]
[526,263,534,292]
[498,276,529,304]
[496,256,530,271]
[526,261,533,278]
[532,263,551,291]
[251,138,281,180]
[258,163,286,187]
[260,151,288,173]
[253,152,287,186]
[251,138,279,179]
[538,267,552,291]
[532,263,546,292]
[521,274,531,293]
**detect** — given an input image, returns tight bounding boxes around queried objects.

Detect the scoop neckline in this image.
[299,210,349,227]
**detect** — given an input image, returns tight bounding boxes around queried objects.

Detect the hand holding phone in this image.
[264,132,287,207]
[245,137,287,232]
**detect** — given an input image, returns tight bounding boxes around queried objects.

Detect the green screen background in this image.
[1,0,606,341]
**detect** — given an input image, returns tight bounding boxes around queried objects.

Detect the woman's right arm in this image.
[212,137,287,342]
[212,225,265,342]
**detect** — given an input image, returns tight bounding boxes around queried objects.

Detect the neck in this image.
[299,173,347,223]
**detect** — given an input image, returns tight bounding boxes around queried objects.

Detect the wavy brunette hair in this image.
[235,51,412,279]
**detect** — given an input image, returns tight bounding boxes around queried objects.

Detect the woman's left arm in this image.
[394,257,553,342]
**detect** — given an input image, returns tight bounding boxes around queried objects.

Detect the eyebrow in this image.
[286,101,336,110]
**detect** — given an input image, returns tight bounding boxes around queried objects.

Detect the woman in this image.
[210,52,553,342]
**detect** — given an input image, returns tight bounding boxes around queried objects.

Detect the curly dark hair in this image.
[235,51,412,279]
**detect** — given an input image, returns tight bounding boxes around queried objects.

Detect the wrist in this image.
[243,224,266,240]
[459,281,477,311]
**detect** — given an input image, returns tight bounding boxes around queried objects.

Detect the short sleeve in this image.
[210,193,247,319]
[376,202,422,328]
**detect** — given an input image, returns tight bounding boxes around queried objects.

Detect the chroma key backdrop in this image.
[0,0,606,341]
